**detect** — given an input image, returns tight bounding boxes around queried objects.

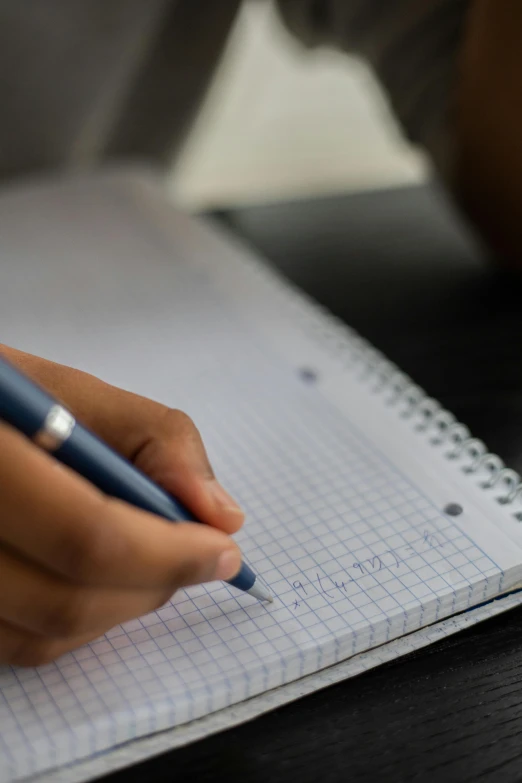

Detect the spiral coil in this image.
[220,234,522,522]
[344,330,522,521]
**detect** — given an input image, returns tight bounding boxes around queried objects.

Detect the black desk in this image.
[104,185,522,783]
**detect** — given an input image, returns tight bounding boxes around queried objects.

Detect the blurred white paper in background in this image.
[171,1,427,210]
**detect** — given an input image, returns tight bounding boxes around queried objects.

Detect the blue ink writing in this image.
[316,573,334,598]
[288,528,448,613]
[424,530,441,548]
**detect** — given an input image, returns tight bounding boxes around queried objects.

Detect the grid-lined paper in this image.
[0,174,520,782]
[0,357,506,782]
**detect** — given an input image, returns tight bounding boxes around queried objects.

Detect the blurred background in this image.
[171,1,428,211]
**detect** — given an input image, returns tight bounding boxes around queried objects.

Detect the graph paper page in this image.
[0,173,522,782]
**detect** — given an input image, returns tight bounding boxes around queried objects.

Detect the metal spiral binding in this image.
[258,268,522,521]
[347,336,522,522]
[213,230,522,522]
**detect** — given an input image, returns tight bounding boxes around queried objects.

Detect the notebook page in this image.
[0,358,512,782]
[1,173,522,781]
[31,591,522,783]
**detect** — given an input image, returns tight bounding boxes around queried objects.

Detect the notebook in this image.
[1,170,522,783]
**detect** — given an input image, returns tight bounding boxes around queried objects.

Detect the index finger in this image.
[0,422,241,590]
[0,348,244,535]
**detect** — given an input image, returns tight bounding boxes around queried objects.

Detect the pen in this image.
[0,356,273,603]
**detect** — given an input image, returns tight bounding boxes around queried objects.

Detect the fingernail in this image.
[214,549,241,581]
[209,480,243,516]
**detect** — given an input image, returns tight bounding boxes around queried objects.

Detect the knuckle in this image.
[165,408,214,477]
[138,406,215,480]
[165,408,200,441]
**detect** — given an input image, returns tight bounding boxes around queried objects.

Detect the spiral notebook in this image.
[2,171,522,783]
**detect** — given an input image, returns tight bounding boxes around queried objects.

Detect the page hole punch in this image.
[298,367,319,384]
[444,503,463,516]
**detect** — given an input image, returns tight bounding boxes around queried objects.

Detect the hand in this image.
[0,345,244,667]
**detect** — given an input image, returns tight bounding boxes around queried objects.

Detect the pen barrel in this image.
[56,425,192,522]
[0,357,55,437]
[227,563,256,592]
[58,427,255,591]
[0,357,258,595]
[0,356,192,520]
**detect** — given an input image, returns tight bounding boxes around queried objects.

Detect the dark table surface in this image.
[103,184,522,783]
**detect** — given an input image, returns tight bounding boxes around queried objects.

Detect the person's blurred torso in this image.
[0,0,240,180]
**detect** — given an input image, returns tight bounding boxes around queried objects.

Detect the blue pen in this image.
[0,356,272,603]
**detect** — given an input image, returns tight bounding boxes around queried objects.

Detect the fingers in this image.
[1,346,244,534]
[0,618,87,668]
[0,617,139,669]
[0,421,241,590]
[0,547,173,639]
[0,349,246,666]
[133,408,244,534]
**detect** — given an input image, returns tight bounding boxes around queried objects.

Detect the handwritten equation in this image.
[288,529,445,611]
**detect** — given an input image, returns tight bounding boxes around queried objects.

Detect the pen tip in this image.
[247,581,274,603]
